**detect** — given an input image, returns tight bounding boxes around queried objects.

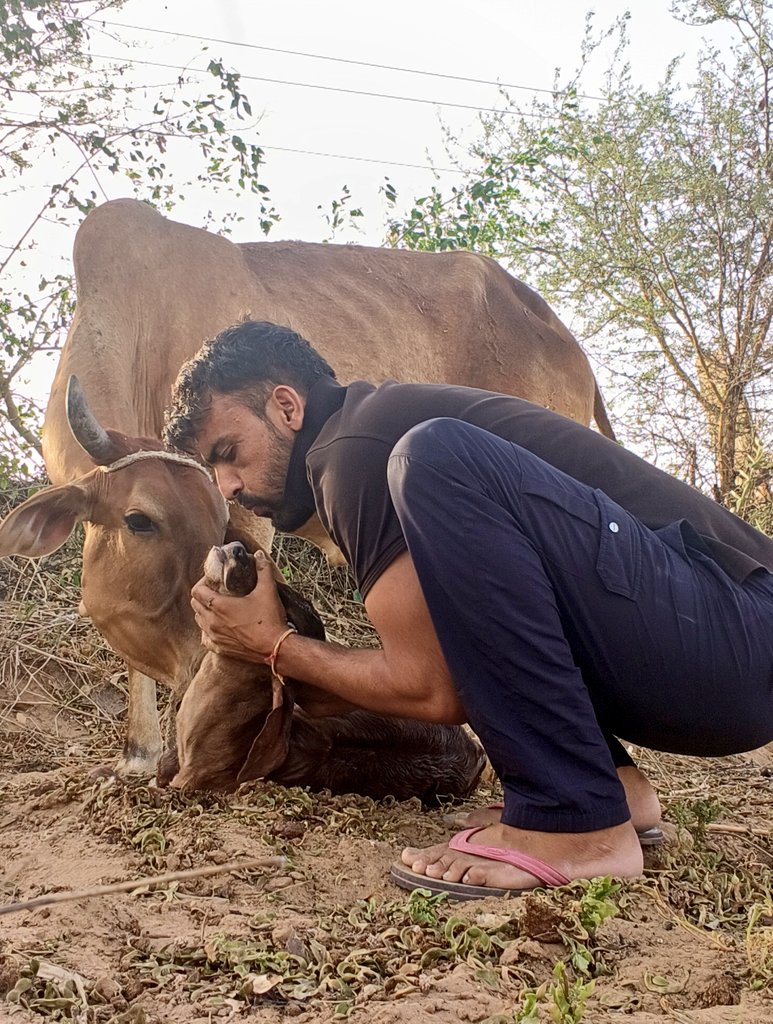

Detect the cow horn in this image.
[66,375,120,465]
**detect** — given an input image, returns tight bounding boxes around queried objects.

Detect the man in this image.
[164,320,773,900]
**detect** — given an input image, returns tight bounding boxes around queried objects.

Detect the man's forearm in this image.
[191,551,468,724]
[271,633,465,723]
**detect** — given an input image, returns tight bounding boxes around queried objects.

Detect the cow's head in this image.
[0,377,229,690]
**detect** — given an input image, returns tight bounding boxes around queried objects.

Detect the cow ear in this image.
[236,679,294,783]
[0,483,90,557]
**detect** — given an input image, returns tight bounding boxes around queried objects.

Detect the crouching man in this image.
[164,319,773,900]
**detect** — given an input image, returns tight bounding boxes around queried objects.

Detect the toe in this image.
[440,857,471,883]
[401,848,430,872]
[426,852,469,880]
[401,841,451,870]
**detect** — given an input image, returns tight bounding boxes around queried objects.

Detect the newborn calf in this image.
[161,542,485,802]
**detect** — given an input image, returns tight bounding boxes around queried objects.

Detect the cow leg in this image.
[153,695,180,786]
[115,669,163,774]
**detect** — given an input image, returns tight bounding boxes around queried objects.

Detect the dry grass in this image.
[271,534,379,650]
[0,483,127,773]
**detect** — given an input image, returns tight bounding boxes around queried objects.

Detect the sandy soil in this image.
[1,715,773,1023]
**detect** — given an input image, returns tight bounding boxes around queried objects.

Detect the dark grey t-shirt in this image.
[282,377,773,598]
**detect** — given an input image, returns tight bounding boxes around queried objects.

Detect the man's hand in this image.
[191,550,289,663]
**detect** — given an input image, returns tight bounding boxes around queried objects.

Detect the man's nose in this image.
[215,467,241,501]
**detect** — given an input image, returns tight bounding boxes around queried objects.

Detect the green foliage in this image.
[573,876,621,934]
[123,881,520,1010]
[726,437,773,534]
[387,2,773,502]
[508,962,595,1023]
[0,1,278,483]
[317,184,364,240]
[668,796,723,841]
[548,962,595,1023]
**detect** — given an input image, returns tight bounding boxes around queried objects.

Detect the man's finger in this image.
[201,631,220,653]
[191,582,210,604]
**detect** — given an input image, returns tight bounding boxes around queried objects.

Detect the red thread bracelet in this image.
[265,625,297,680]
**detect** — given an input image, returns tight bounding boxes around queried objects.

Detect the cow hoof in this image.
[114,747,162,777]
[155,748,179,788]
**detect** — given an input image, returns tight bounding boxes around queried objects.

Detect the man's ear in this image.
[270,385,305,431]
[0,482,91,557]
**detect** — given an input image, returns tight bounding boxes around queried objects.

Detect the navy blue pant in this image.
[387,418,773,833]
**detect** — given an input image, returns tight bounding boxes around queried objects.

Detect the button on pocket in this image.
[594,490,641,599]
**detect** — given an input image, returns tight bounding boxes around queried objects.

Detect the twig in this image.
[706,822,773,837]
[0,856,286,916]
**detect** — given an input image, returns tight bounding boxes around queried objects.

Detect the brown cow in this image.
[14,197,612,773]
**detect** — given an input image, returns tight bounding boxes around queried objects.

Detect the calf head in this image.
[0,376,229,690]
[167,544,326,792]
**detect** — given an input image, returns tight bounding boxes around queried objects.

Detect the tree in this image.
[387,1,773,518]
[1,0,277,479]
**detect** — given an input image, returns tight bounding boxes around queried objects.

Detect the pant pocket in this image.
[594,490,642,600]
[519,471,599,575]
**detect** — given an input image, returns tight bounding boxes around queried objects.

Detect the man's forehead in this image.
[197,394,246,434]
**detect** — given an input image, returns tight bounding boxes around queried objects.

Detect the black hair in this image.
[164,320,335,452]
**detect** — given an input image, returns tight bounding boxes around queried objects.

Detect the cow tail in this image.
[594,382,617,442]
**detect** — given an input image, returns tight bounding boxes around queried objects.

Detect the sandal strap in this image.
[448,827,570,886]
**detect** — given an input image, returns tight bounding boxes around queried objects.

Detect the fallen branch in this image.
[0,856,286,916]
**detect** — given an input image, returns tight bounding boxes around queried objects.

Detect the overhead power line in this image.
[82,50,553,119]
[2,108,467,175]
[100,19,606,103]
[255,143,466,175]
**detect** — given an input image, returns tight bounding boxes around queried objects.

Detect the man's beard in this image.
[235,424,299,528]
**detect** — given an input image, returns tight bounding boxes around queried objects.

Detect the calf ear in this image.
[0,483,90,557]
[236,679,294,783]
[278,582,327,642]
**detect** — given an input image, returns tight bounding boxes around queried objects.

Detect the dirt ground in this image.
[1,524,773,1024]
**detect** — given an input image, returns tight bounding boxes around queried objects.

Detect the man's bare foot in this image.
[446,766,662,833]
[400,820,643,892]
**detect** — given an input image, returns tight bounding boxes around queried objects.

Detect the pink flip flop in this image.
[390,826,570,901]
[442,803,665,847]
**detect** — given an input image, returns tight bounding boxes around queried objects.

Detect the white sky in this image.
[98,0,728,244]
[5,0,731,404]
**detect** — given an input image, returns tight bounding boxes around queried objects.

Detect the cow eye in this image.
[124,512,155,534]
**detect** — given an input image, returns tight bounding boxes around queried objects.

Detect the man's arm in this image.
[191,550,466,723]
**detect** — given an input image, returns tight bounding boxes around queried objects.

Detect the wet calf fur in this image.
[158,543,485,801]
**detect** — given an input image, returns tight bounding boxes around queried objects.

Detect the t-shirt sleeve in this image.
[306,434,407,598]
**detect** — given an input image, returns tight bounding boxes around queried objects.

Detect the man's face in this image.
[195,391,298,523]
